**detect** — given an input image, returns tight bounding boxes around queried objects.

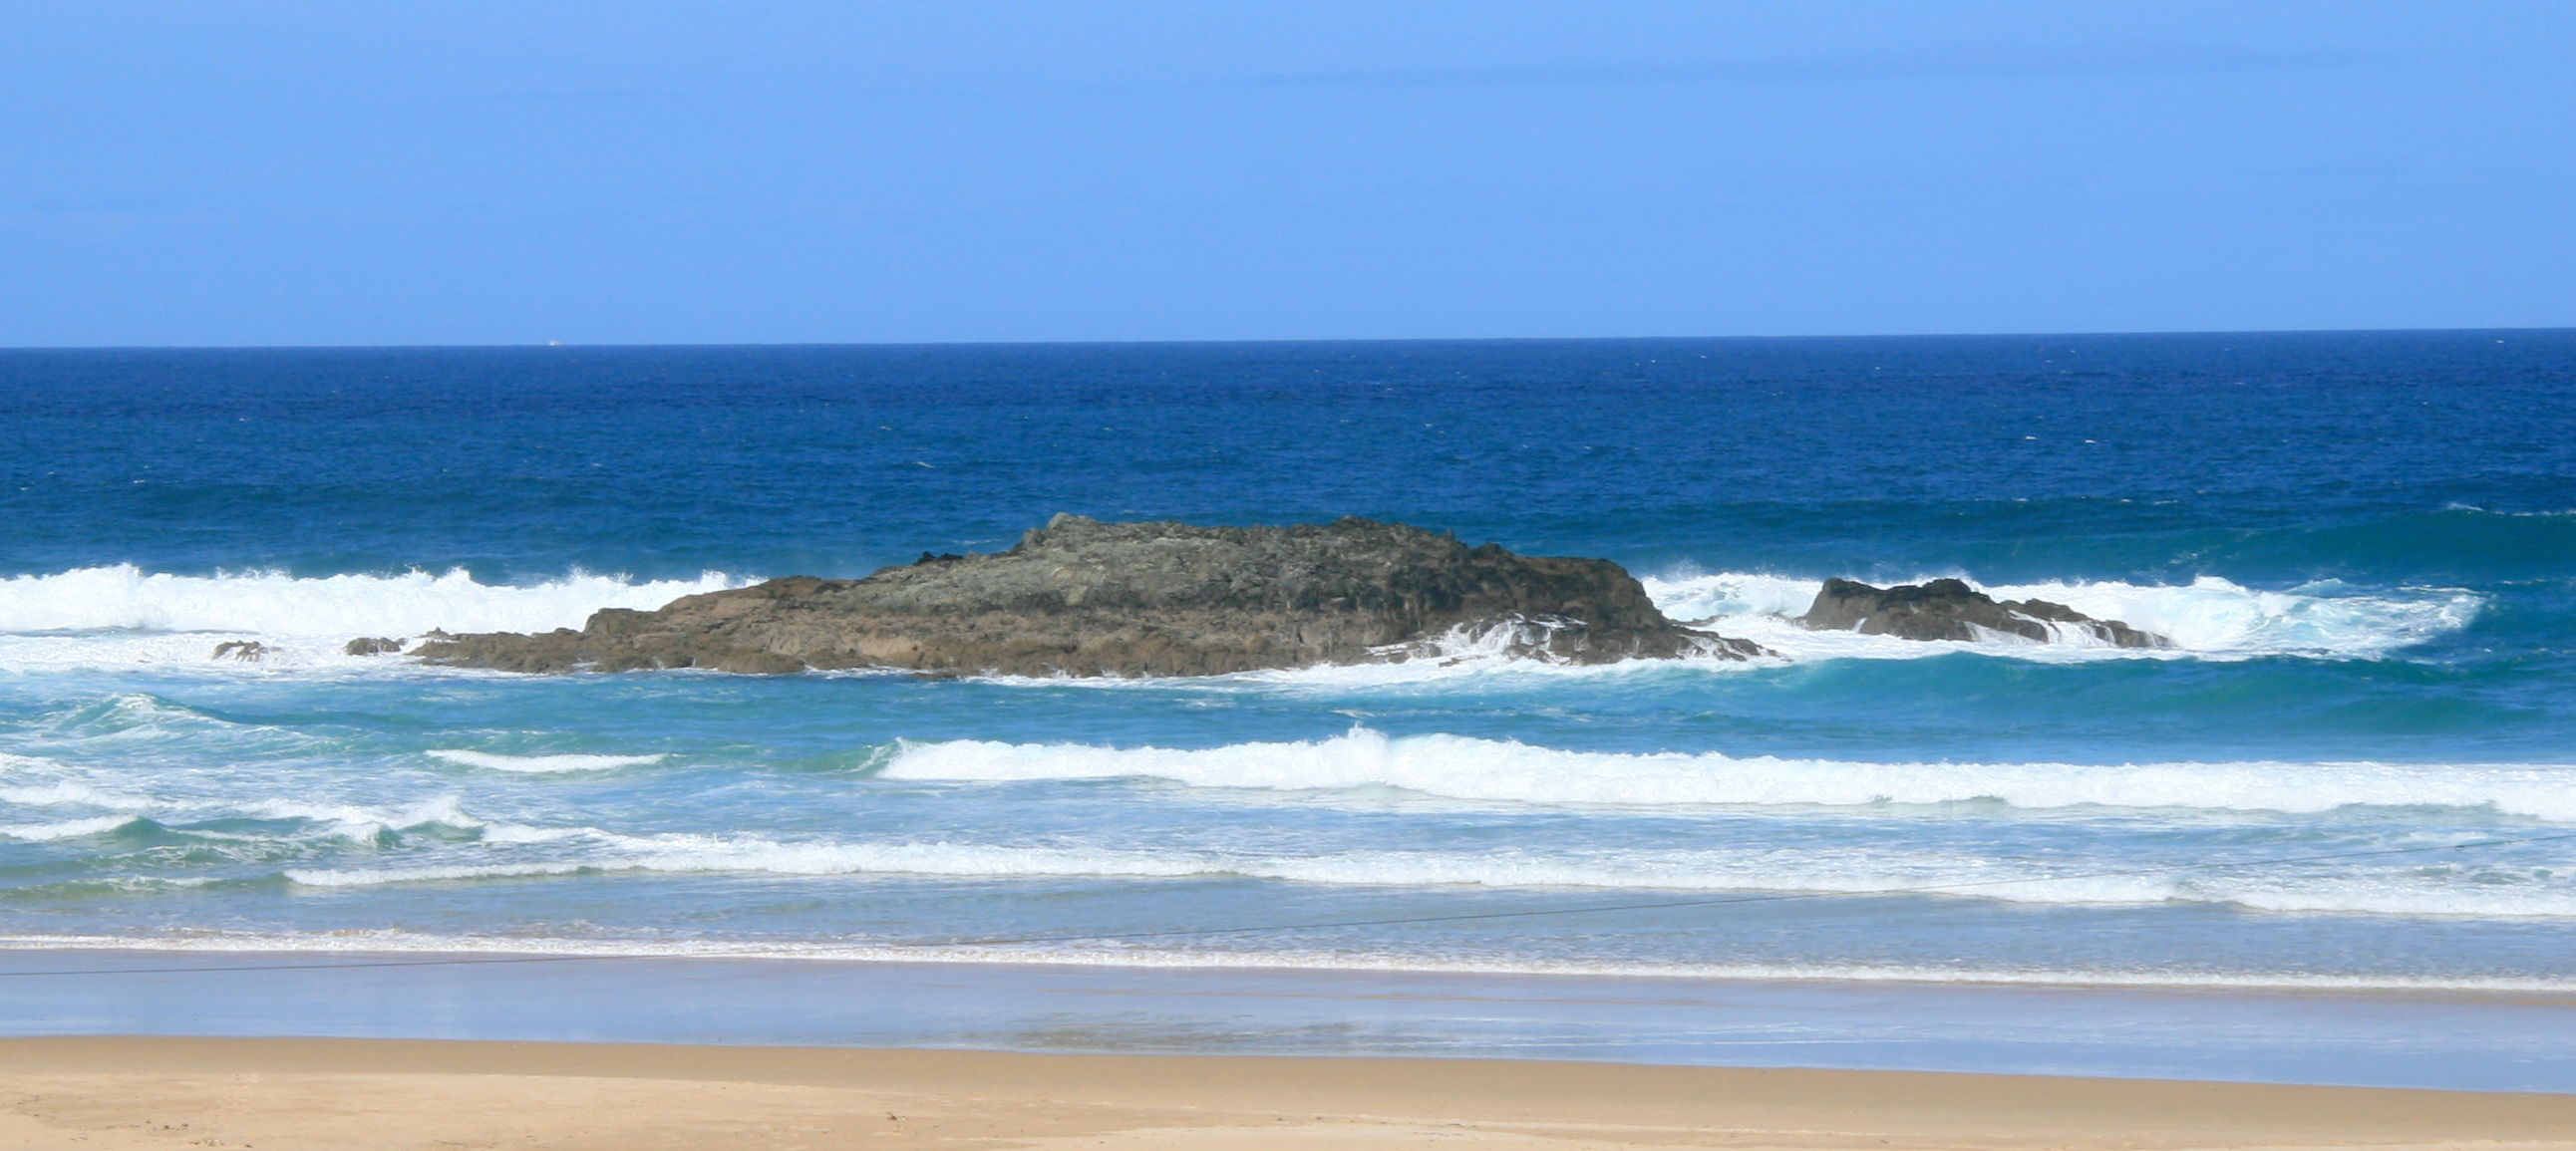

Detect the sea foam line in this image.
[259,825,2576,918]
[426,750,667,773]
[882,727,2576,820]
[1,931,2569,997]
[0,564,744,638]
[1640,572,2480,662]
[0,815,141,842]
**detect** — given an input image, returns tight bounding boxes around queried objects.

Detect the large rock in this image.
[1797,578,2168,648]
[415,515,1770,677]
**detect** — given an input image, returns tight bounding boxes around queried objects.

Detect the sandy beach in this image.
[3,1036,2573,1150]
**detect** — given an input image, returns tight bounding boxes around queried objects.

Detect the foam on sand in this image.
[7,928,2576,997]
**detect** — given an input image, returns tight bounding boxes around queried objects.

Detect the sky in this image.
[1,2,2570,346]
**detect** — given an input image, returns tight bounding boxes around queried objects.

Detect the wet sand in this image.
[12,949,2576,1090]
[6,1035,2576,1150]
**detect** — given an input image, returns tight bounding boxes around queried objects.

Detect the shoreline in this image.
[15,933,2576,1000]
[9,1036,2576,1149]
[8,947,2576,1094]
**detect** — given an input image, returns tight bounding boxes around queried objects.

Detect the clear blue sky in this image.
[2,2,2569,346]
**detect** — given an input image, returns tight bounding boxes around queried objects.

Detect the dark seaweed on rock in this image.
[1797,577,2169,648]
[414,515,1771,678]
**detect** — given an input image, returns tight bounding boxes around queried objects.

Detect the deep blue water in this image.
[1,332,2572,991]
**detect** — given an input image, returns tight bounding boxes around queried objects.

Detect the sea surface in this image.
[3,333,2573,996]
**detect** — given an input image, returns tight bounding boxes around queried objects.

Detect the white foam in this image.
[2211,878,2576,919]
[0,779,155,811]
[627,836,1207,879]
[426,750,666,773]
[253,819,2576,917]
[35,692,207,733]
[0,750,161,811]
[269,836,1212,888]
[0,565,748,672]
[0,560,2472,678]
[0,815,140,842]
[2443,502,2576,517]
[283,862,587,887]
[27,695,328,759]
[1641,572,2480,662]
[882,727,2576,820]
[0,764,595,851]
[2,930,2570,996]
[239,794,481,843]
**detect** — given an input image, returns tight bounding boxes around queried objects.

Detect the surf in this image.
[882,727,2576,820]
[0,564,744,638]
[1642,572,2481,661]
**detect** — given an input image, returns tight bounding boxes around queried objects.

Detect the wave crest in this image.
[882,727,2576,820]
[264,832,2576,919]
[426,750,666,773]
[0,564,743,638]
[1642,572,2478,661]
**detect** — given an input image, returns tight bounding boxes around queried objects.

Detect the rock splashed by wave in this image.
[412,515,1768,677]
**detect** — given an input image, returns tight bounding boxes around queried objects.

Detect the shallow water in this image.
[12,950,2576,1091]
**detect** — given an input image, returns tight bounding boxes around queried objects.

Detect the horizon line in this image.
[3,324,2570,354]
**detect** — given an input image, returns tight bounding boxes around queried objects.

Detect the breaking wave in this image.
[883,727,2576,820]
[5,929,2571,995]
[281,862,588,887]
[1641,572,2479,661]
[426,750,667,773]
[0,565,746,671]
[0,560,2481,677]
[262,832,2576,919]
[0,815,145,842]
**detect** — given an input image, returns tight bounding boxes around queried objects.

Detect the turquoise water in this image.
[2,332,2573,991]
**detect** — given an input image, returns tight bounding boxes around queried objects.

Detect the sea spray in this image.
[1640,572,2480,660]
[0,565,746,638]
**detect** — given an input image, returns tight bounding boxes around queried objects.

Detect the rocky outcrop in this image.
[211,640,270,662]
[344,637,406,656]
[415,515,1769,678]
[1797,578,2168,648]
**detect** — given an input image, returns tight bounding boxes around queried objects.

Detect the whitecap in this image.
[0,815,141,842]
[283,862,587,887]
[0,565,748,673]
[426,749,666,773]
[881,727,2576,821]
[1639,571,2480,662]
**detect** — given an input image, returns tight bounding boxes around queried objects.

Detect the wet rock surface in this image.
[1797,577,2169,648]
[415,515,1768,678]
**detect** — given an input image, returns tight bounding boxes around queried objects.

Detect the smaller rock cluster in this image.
[1796,578,2168,648]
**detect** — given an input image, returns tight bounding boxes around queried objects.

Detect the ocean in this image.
[4,331,2574,997]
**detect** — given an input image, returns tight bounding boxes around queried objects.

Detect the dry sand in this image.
[3,1036,2572,1150]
